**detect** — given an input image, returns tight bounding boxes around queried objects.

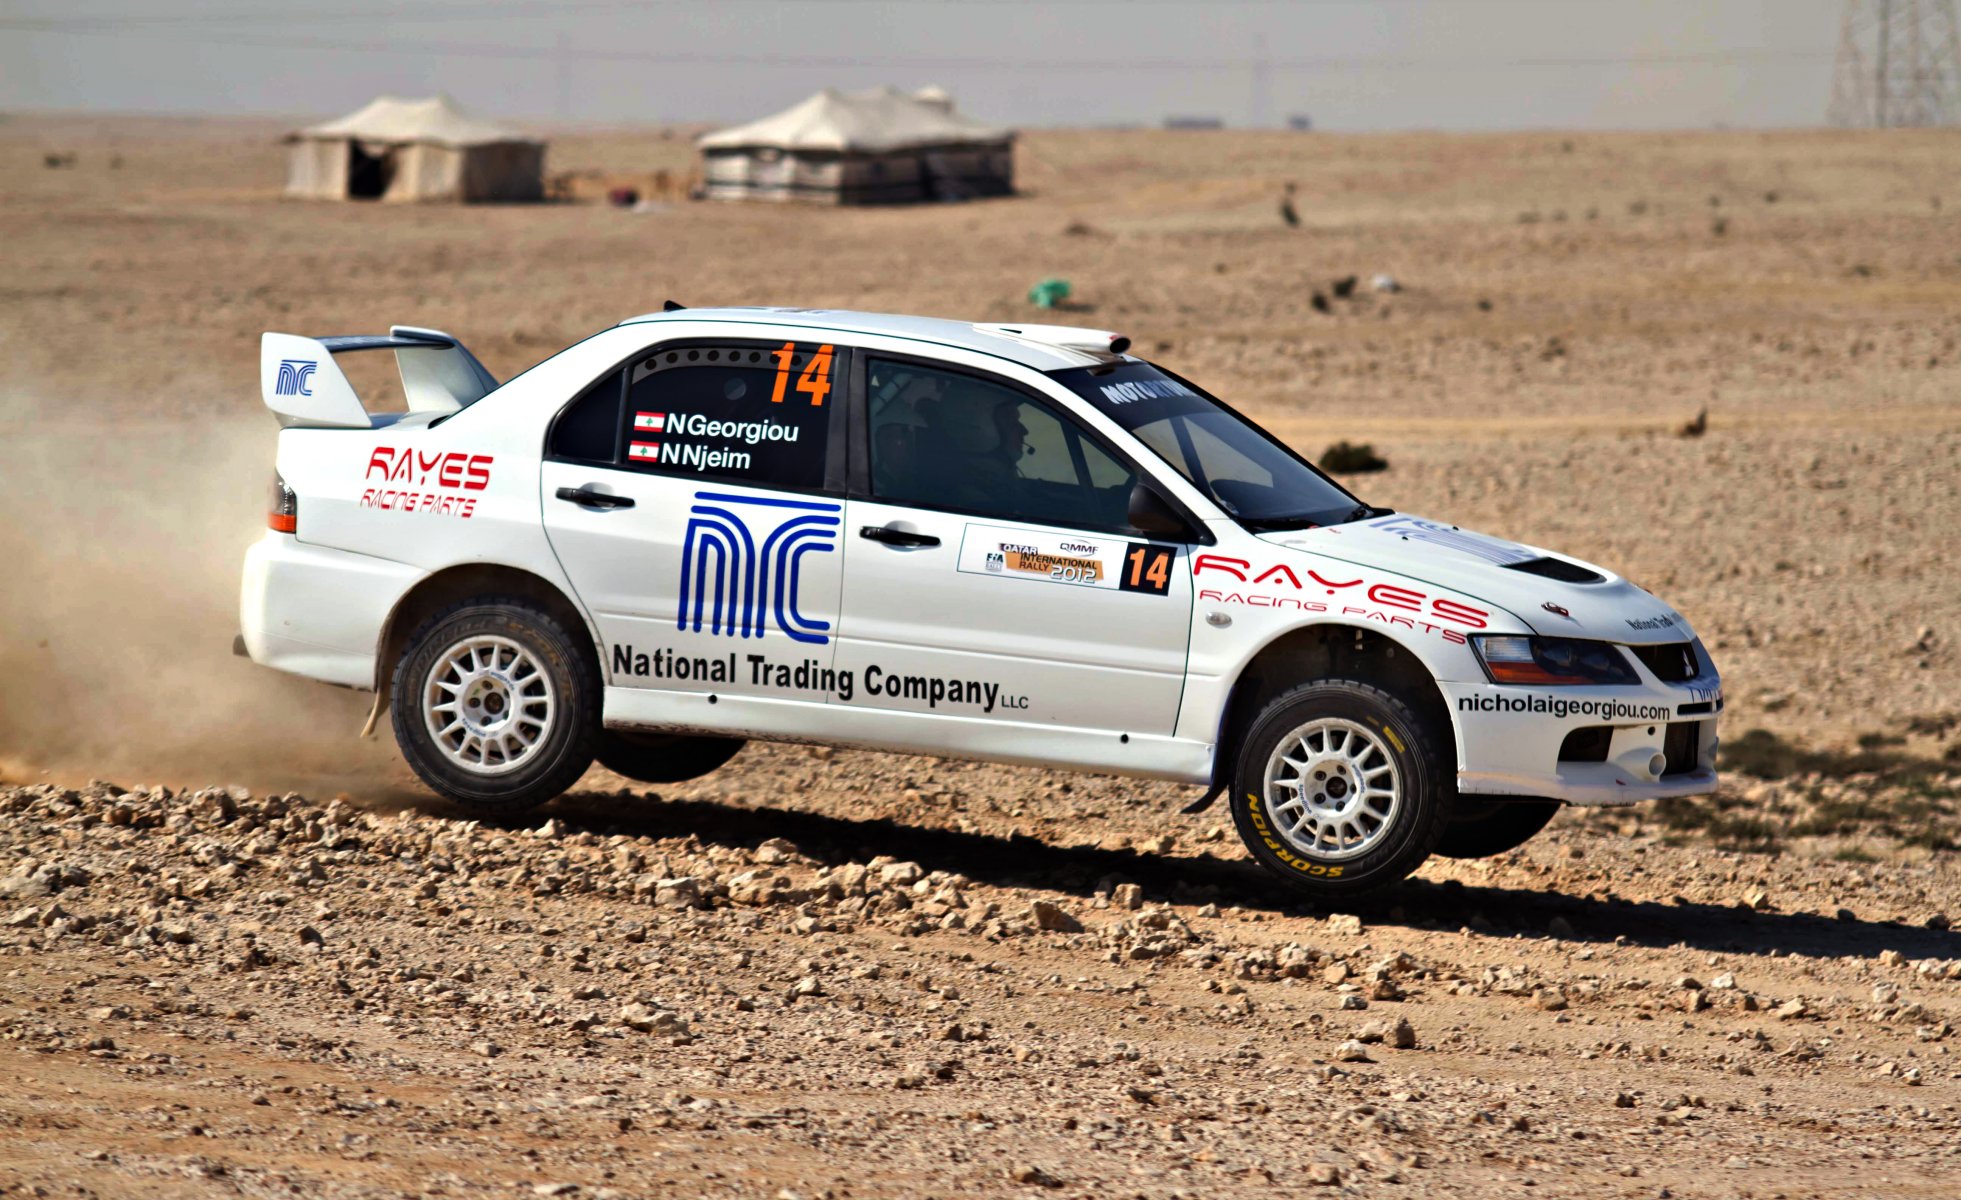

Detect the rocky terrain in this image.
[2,117,1959,1195]
[1,749,1958,1199]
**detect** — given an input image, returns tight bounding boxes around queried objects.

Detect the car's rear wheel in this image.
[1228,679,1451,899]
[391,598,598,813]
[1432,797,1562,859]
[596,730,746,784]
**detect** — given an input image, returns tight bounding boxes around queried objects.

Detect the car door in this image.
[835,355,1194,734]
[539,338,850,703]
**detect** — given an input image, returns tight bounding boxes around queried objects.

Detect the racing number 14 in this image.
[770,342,834,407]
[1121,543,1176,595]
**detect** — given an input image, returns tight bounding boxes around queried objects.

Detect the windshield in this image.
[1048,360,1369,529]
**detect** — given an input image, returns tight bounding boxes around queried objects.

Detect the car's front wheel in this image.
[1228,680,1451,899]
[391,598,599,813]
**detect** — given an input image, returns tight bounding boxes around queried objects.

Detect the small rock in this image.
[1008,1165,1063,1188]
[653,877,702,909]
[1334,1040,1373,1063]
[1536,989,1569,1012]
[1547,916,1575,938]
[879,861,924,887]
[1112,883,1144,911]
[753,838,799,865]
[1307,1163,1342,1186]
[619,1002,690,1036]
[1029,901,1084,934]
[788,976,825,1000]
[1327,913,1364,936]
[471,1040,502,1057]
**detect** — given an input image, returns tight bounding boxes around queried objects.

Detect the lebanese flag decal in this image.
[634,411,666,432]
[628,441,660,461]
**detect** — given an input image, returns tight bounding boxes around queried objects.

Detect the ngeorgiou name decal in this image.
[628,409,804,472]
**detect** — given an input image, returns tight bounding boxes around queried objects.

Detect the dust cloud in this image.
[0,399,408,793]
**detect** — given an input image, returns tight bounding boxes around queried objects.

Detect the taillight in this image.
[268,471,298,533]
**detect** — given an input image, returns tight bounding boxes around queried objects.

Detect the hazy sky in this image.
[2,0,1847,132]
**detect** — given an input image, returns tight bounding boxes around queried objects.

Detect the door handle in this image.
[555,486,635,510]
[859,525,939,548]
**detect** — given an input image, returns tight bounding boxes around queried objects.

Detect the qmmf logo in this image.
[677,491,840,646]
[275,359,318,397]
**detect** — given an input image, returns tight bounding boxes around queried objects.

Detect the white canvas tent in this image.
[285,95,544,203]
[698,87,1013,204]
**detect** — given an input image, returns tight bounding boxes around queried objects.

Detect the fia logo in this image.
[985,552,1004,573]
[678,491,840,645]
[275,359,317,397]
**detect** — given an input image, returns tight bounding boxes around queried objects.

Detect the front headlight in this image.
[1472,635,1638,686]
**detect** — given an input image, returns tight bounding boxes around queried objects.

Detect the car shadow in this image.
[451,787,1961,967]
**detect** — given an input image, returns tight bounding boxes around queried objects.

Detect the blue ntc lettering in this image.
[677,491,840,646]
[275,359,317,397]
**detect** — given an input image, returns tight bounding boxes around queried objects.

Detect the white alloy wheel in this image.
[421,634,556,776]
[1262,717,1403,862]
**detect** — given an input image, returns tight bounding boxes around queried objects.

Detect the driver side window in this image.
[866,359,1136,532]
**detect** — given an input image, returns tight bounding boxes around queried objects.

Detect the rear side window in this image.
[622,342,835,491]
[548,371,623,463]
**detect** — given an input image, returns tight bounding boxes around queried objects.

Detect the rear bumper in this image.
[239,531,419,690]
[1443,679,1721,807]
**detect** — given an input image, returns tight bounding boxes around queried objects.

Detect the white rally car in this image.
[240,306,1722,896]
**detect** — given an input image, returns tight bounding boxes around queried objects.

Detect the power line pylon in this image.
[1828,0,1961,126]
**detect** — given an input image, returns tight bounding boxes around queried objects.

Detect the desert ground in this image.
[0,113,1957,1198]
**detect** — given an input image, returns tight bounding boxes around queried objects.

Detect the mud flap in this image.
[359,693,388,740]
[1180,783,1224,815]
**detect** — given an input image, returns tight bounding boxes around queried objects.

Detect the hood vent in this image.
[1503,556,1605,585]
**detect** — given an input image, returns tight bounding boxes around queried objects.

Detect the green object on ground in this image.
[1027,278,1072,309]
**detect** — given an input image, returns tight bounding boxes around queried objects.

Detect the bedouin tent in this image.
[697,86,1013,204]
[285,95,544,203]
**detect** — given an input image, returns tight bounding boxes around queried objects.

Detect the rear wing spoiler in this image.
[259,326,499,429]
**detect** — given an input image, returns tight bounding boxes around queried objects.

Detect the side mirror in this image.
[1128,481,1195,540]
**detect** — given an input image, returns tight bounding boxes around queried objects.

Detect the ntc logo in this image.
[274,359,317,397]
[678,491,840,646]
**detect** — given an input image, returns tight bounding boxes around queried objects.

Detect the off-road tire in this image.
[1432,797,1561,859]
[1229,679,1452,899]
[596,731,746,784]
[391,597,599,813]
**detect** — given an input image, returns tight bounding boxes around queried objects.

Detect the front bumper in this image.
[1442,678,1721,806]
